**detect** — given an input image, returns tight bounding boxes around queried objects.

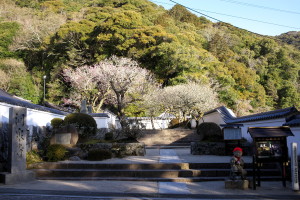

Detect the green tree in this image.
[278,82,300,108]
[0,22,19,58]
[0,59,40,103]
[168,4,211,28]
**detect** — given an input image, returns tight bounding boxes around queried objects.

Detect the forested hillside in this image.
[276,31,300,50]
[0,0,299,116]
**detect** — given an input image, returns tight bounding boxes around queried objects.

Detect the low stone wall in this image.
[139,129,199,146]
[191,142,252,156]
[191,142,225,155]
[79,142,145,158]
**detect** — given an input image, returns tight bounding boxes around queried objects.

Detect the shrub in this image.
[87,149,112,161]
[169,119,190,129]
[26,150,43,165]
[51,118,64,128]
[84,139,103,144]
[169,118,180,128]
[63,113,97,139]
[32,128,51,158]
[119,122,144,141]
[105,132,114,140]
[196,122,222,141]
[46,144,67,162]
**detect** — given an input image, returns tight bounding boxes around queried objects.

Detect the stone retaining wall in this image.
[139,129,199,146]
[191,142,251,156]
[191,142,225,155]
[79,142,145,158]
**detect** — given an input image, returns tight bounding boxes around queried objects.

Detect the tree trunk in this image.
[150,116,155,130]
[116,92,127,127]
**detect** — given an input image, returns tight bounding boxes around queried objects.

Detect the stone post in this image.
[190,119,197,129]
[80,100,88,114]
[291,142,299,191]
[0,107,35,184]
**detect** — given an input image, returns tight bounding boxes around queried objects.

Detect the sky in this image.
[149,0,300,36]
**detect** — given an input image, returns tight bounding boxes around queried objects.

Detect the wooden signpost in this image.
[248,127,293,190]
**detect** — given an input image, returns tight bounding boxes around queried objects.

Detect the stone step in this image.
[198,169,281,177]
[32,161,285,182]
[36,176,284,182]
[30,163,190,170]
[189,163,280,169]
[30,162,280,170]
[34,168,281,178]
[34,169,201,178]
[36,176,225,182]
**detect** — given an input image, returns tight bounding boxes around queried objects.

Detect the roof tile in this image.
[0,95,68,115]
[204,106,299,124]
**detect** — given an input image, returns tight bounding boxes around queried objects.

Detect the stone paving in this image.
[56,148,252,164]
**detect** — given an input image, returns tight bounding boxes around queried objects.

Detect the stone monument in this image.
[80,100,88,114]
[50,124,79,147]
[0,107,35,184]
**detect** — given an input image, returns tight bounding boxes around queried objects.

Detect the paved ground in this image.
[56,148,253,164]
[0,148,299,200]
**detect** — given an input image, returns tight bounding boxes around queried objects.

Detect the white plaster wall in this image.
[151,119,170,129]
[131,119,171,129]
[106,113,116,127]
[139,119,152,129]
[27,108,65,126]
[94,117,109,129]
[240,119,300,156]
[239,118,287,142]
[0,103,65,127]
[104,111,122,129]
[199,112,225,127]
[0,103,10,123]
[288,127,300,156]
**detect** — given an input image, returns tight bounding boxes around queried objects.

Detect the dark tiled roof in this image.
[0,89,14,98]
[248,127,294,138]
[0,95,68,116]
[227,107,298,123]
[204,106,236,122]
[88,113,109,118]
[283,119,300,127]
[204,106,299,124]
[283,114,300,127]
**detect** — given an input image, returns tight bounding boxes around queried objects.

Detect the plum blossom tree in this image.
[139,87,164,129]
[63,65,110,113]
[63,56,157,124]
[145,82,219,122]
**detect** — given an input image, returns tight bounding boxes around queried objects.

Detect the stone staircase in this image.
[31,129,287,182]
[32,162,284,182]
[138,129,200,147]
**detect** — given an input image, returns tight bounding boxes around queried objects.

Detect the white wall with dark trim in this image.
[198,107,300,155]
[0,102,65,127]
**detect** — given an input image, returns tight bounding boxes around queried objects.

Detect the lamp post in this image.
[43,75,46,103]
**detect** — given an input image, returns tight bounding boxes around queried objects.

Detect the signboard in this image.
[224,128,242,140]
[256,140,283,159]
[254,137,287,162]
